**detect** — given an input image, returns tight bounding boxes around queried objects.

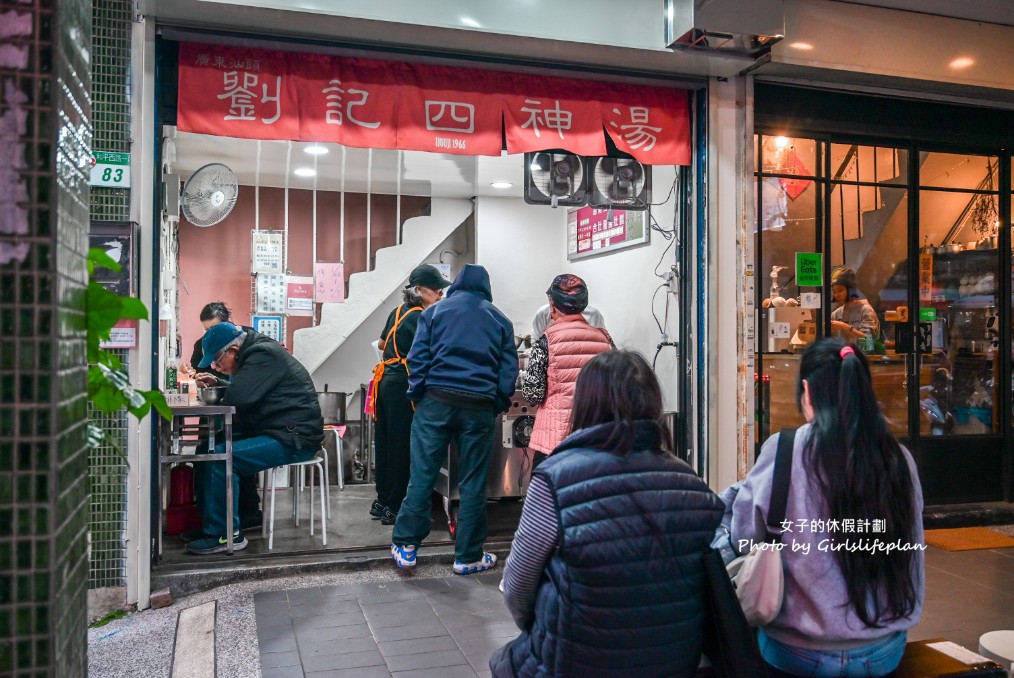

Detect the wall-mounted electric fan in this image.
[587,156,650,210]
[524,151,586,208]
[181,162,239,227]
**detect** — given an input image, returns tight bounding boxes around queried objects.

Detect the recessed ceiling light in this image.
[460,16,481,28]
[950,56,975,70]
[490,181,513,189]
[294,168,317,177]
[788,42,813,51]
[304,145,329,155]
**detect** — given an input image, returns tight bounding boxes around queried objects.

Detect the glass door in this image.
[913,151,1003,501]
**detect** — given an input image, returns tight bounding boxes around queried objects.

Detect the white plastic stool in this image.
[263,455,327,549]
[979,630,1014,676]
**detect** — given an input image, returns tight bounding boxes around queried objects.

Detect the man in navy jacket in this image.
[391,264,519,574]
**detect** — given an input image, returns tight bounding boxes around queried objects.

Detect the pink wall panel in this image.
[178,185,428,363]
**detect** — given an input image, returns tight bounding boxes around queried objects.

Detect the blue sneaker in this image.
[391,543,417,569]
[453,552,497,575]
[186,532,248,555]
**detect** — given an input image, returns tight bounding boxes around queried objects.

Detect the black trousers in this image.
[373,373,414,513]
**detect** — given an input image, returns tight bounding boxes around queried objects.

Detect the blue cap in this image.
[198,322,244,368]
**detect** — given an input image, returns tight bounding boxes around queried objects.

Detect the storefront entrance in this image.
[754,84,1014,504]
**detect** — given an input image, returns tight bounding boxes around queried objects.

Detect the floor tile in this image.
[391,664,478,678]
[262,666,306,678]
[293,611,369,631]
[255,590,289,604]
[307,667,391,678]
[259,634,299,653]
[377,634,459,657]
[261,650,303,668]
[299,635,379,657]
[302,649,387,673]
[384,649,470,672]
[295,623,374,644]
[372,624,453,643]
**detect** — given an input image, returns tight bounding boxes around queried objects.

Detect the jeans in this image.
[197,435,314,537]
[758,628,907,678]
[392,396,496,564]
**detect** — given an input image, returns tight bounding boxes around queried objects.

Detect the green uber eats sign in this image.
[796,252,822,287]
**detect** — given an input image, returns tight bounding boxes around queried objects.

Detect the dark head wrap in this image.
[547,274,589,315]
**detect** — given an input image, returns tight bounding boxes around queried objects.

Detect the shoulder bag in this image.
[726,427,795,627]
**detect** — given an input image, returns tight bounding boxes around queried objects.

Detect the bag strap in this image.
[766,427,795,542]
[382,304,422,365]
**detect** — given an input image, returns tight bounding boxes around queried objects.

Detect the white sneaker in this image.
[391,543,417,569]
[453,552,497,575]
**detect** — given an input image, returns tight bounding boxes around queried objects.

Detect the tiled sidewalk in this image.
[255,572,514,678]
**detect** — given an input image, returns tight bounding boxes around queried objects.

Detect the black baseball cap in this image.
[408,264,451,290]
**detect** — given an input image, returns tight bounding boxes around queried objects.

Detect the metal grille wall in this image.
[89,0,133,591]
[0,0,93,673]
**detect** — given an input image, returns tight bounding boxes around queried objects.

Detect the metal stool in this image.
[263,454,327,549]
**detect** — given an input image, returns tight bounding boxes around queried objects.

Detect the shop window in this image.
[916,153,1000,436]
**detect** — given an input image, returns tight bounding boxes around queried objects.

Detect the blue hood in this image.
[447,264,493,302]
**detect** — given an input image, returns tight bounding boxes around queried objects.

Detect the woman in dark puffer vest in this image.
[491,350,723,678]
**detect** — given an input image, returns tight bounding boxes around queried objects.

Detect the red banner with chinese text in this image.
[177,43,691,165]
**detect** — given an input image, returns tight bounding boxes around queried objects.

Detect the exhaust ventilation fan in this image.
[181,162,239,227]
[587,156,650,210]
[524,151,586,208]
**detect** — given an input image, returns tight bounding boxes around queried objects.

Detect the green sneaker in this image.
[186,532,248,555]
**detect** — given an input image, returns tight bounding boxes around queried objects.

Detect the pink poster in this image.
[286,276,315,316]
[314,262,345,303]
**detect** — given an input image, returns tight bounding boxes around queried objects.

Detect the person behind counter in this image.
[391,264,519,575]
[530,302,604,342]
[491,350,723,677]
[523,274,613,467]
[189,322,323,555]
[185,301,262,532]
[730,338,924,677]
[830,267,881,347]
[370,265,451,526]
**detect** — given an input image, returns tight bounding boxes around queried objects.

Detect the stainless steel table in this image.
[156,405,235,558]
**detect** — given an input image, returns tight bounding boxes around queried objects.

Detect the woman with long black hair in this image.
[491,350,723,677]
[732,338,925,677]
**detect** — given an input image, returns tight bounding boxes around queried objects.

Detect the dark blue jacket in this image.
[406,264,519,411]
[500,420,723,678]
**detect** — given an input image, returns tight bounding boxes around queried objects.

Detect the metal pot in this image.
[318,386,347,425]
[198,386,226,404]
[935,243,963,254]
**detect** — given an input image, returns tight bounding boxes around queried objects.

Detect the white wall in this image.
[475,167,682,409]
[475,197,565,338]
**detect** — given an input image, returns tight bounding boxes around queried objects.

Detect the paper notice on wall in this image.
[255,273,286,313]
[286,276,315,316]
[801,292,821,308]
[252,315,283,343]
[251,231,284,273]
[100,319,138,349]
[314,262,345,303]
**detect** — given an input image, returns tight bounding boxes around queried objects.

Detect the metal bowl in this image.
[198,386,226,404]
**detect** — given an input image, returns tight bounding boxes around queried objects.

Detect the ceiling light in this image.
[788,42,813,51]
[304,145,329,155]
[460,16,481,28]
[773,136,791,149]
[950,56,975,70]
[294,168,317,177]
[490,181,513,189]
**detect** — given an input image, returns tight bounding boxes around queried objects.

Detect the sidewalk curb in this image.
[152,540,513,599]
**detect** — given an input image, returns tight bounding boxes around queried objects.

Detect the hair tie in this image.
[840,346,855,359]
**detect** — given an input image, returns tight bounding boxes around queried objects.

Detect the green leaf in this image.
[118,297,149,321]
[88,247,121,276]
[87,281,124,338]
[147,391,173,420]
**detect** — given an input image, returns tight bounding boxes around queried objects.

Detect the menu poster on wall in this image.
[255,273,286,313]
[314,262,345,303]
[251,231,284,273]
[286,276,315,316]
[252,315,283,343]
[566,206,648,261]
